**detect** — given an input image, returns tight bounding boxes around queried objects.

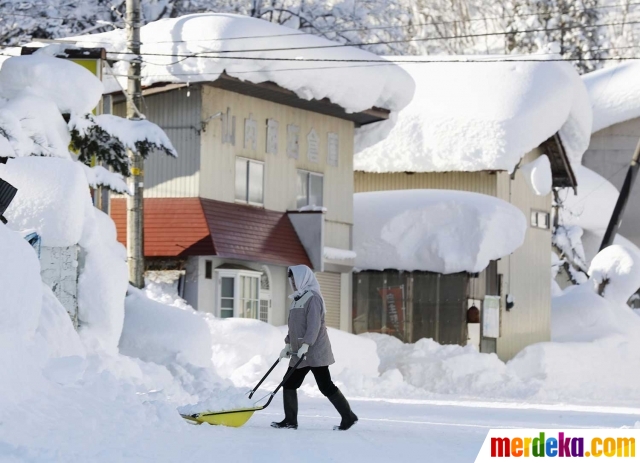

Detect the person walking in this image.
[271,265,358,431]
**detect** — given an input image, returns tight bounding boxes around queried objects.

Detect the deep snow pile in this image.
[583,62,640,133]
[354,56,592,173]
[353,189,526,273]
[69,13,414,115]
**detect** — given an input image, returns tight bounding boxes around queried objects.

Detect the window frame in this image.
[530,209,551,230]
[235,157,265,206]
[296,169,324,208]
[215,268,263,319]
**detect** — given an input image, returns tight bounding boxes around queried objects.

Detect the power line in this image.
[76,19,640,57]
[43,1,640,45]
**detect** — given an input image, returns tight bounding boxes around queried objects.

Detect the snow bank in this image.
[71,13,414,115]
[588,245,640,305]
[120,287,213,368]
[77,204,129,352]
[521,155,552,196]
[583,62,640,133]
[0,157,88,246]
[355,56,592,173]
[354,190,527,273]
[37,285,85,358]
[0,54,104,115]
[0,224,42,338]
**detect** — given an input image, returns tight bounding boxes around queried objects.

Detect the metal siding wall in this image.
[354,171,497,196]
[496,149,552,361]
[316,271,341,329]
[583,117,640,249]
[114,88,201,197]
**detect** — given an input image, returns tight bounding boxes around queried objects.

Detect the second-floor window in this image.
[235,157,264,205]
[297,170,323,208]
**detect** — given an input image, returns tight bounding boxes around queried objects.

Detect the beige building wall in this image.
[495,149,552,360]
[354,148,552,361]
[199,85,354,251]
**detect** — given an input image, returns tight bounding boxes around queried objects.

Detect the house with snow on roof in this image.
[69,14,414,330]
[353,57,591,361]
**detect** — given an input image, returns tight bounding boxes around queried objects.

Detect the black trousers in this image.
[282,366,339,397]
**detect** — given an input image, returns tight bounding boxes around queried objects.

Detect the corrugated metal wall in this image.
[583,117,640,250]
[354,171,498,196]
[496,148,552,360]
[114,87,202,197]
[316,271,341,329]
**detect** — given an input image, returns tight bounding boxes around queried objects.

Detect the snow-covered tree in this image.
[0,50,176,192]
[504,0,605,73]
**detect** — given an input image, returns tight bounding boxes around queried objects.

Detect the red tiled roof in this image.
[110,198,311,267]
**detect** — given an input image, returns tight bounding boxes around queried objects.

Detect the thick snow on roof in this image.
[0,54,104,115]
[70,14,414,114]
[354,189,526,273]
[583,62,640,133]
[355,57,592,173]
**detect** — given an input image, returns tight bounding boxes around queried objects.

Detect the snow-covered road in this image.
[140,397,640,463]
[4,394,640,462]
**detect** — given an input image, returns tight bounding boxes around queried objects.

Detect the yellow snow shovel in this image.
[181,354,306,427]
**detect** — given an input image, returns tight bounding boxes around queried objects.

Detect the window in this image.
[530,210,551,229]
[220,277,235,318]
[205,261,212,279]
[216,268,263,319]
[296,170,324,208]
[240,275,260,318]
[235,158,264,205]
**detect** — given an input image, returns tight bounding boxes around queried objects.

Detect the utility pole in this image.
[126,0,145,287]
[599,139,640,251]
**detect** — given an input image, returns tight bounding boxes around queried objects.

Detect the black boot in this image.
[328,389,358,431]
[270,389,298,429]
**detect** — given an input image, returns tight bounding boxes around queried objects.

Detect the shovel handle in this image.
[248,358,281,399]
[256,354,306,410]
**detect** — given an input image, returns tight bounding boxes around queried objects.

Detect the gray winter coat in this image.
[285,290,335,369]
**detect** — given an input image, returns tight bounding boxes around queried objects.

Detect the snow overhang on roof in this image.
[353,189,527,274]
[354,56,593,174]
[68,13,415,122]
[583,62,640,133]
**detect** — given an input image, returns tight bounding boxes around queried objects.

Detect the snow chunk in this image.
[354,190,527,273]
[355,57,592,173]
[0,54,103,115]
[521,155,552,196]
[121,287,213,368]
[588,245,640,305]
[0,224,42,338]
[0,157,88,247]
[93,114,177,158]
[82,164,130,194]
[70,13,414,114]
[178,387,255,415]
[324,246,356,261]
[583,62,640,133]
[559,165,618,234]
[0,91,71,158]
